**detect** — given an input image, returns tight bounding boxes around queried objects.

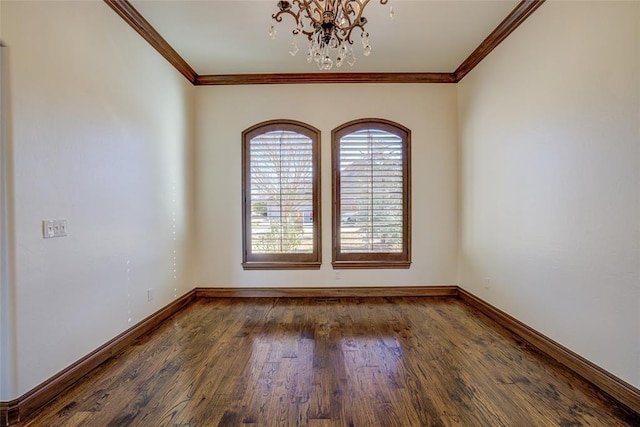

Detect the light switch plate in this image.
[43,219,67,238]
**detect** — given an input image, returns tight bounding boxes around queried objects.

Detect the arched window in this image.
[242,120,321,269]
[332,119,411,269]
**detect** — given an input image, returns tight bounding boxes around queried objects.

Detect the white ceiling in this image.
[130,0,519,75]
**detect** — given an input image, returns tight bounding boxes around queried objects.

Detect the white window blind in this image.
[249,130,314,254]
[338,129,404,253]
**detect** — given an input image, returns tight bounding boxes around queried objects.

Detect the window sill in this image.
[242,261,322,270]
[331,261,411,270]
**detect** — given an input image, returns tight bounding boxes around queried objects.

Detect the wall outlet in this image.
[43,219,67,238]
[334,271,341,280]
[147,288,154,301]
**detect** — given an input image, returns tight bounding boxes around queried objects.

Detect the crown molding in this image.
[455,0,545,81]
[105,0,545,86]
[196,72,456,85]
[103,0,197,84]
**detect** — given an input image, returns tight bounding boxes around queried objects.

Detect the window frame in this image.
[242,120,321,270]
[331,118,411,269]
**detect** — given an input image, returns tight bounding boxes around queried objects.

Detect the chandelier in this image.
[270,0,392,71]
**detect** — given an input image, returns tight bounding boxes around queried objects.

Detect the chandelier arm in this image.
[337,0,371,44]
[272,9,301,24]
[296,0,324,26]
[300,29,316,41]
[345,18,368,43]
[296,2,322,41]
[336,2,354,28]
[339,0,368,29]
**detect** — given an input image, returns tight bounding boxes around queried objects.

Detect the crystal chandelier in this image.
[270,0,392,71]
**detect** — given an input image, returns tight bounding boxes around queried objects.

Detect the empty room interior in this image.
[1,0,639,425]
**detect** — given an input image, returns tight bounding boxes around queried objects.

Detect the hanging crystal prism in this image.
[322,55,333,70]
[289,37,299,56]
[329,35,339,50]
[346,47,356,67]
[268,25,277,40]
[361,31,369,46]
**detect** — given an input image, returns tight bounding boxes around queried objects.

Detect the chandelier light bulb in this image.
[270,0,390,71]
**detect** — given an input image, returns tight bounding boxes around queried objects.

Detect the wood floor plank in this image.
[19,297,639,426]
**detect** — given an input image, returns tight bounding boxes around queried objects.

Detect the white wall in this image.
[196,84,458,288]
[1,1,195,398]
[457,1,640,388]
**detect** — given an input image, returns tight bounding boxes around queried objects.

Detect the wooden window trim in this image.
[331,119,411,269]
[242,120,321,270]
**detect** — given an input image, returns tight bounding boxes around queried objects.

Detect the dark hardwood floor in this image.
[21,297,639,426]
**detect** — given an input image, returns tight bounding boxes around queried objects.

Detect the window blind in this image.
[338,129,404,253]
[249,130,314,254]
